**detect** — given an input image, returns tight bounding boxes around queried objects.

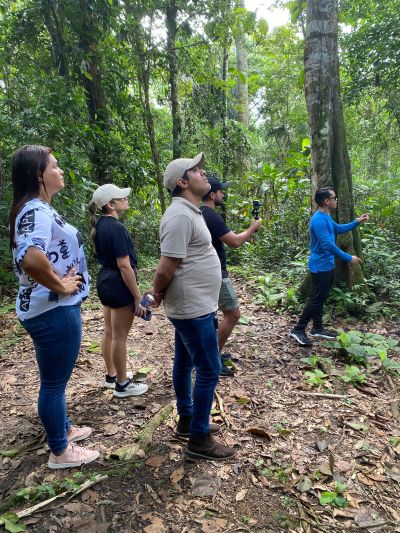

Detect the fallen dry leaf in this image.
[354,509,387,528]
[201,518,227,532]
[384,462,400,483]
[103,423,119,436]
[357,473,374,486]
[145,455,166,468]
[143,516,166,533]
[316,440,328,452]
[246,427,271,439]
[192,474,221,497]
[63,502,82,513]
[317,461,333,476]
[170,466,185,484]
[235,488,247,501]
[81,489,99,504]
[335,460,353,472]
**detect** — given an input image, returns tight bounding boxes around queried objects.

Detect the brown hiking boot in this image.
[175,416,222,439]
[186,433,236,462]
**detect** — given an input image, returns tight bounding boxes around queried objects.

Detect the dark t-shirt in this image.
[200,205,230,278]
[95,216,137,270]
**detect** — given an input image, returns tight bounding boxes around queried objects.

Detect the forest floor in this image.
[0,274,400,533]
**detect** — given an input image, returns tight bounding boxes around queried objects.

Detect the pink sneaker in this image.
[68,426,92,443]
[48,442,100,469]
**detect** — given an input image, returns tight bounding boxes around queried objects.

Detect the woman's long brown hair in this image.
[9,145,51,248]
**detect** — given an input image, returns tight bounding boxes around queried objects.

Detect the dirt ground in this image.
[1,276,400,532]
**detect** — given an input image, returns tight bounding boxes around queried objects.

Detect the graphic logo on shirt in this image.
[48,291,59,302]
[58,239,70,260]
[14,258,23,276]
[17,210,35,235]
[47,251,59,264]
[77,272,87,294]
[53,213,66,227]
[76,231,83,247]
[18,287,33,313]
[32,238,47,254]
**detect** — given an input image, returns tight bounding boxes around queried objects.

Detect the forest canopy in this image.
[1,0,399,318]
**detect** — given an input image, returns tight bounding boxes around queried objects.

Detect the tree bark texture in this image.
[131,19,166,213]
[304,0,364,288]
[166,0,182,159]
[76,0,109,184]
[221,47,229,180]
[41,0,69,77]
[234,0,249,128]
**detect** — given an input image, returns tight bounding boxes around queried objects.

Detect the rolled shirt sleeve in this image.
[15,207,52,266]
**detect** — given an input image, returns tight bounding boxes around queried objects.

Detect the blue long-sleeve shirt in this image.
[308,211,359,273]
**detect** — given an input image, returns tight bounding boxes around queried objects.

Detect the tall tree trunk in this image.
[76,0,109,184]
[138,73,166,213]
[235,0,249,128]
[304,0,365,288]
[166,0,182,159]
[132,36,166,212]
[41,0,69,76]
[221,47,229,181]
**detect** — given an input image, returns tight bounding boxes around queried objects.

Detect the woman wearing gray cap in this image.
[89,184,148,398]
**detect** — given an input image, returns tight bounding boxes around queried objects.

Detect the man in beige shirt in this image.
[152,153,236,461]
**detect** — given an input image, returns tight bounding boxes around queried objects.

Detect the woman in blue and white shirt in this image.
[9,145,99,469]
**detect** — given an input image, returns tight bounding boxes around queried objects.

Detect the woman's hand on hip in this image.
[60,268,83,295]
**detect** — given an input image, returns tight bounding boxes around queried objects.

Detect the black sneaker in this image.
[175,416,222,438]
[104,374,116,389]
[103,371,133,389]
[220,365,234,377]
[290,329,312,346]
[221,353,240,363]
[187,433,236,462]
[310,328,337,340]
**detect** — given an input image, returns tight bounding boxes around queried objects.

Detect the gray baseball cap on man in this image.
[163,152,205,192]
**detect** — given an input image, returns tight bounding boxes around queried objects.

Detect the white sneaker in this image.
[103,371,133,389]
[113,379,149,398]
[48,442,99,469]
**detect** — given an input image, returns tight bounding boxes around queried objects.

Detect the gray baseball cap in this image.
[163,152,205,192]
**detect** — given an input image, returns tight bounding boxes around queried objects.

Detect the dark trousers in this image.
[295,269,334,331]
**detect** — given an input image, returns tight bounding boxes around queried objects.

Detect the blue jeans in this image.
[169,312,221,438]
[20,305,82,454]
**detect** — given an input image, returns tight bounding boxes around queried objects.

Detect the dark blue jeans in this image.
[21,305,82,454]
[169,312,221,438]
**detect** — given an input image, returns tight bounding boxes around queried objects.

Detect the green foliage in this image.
[330,329,400,368]
[379,350,400,376]
[340,365,366,385]
[254,269,303,314]
[0,0,399,324]
[319,482,348,508]
[15,484,56,504]
[300,354,319,368]
[304,369,328,388]
[326,283,379,318]
[0,513,26,533]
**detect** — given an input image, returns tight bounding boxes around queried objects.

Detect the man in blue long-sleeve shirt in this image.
[290,187,369,346]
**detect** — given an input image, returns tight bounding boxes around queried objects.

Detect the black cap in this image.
[207,176,231,192]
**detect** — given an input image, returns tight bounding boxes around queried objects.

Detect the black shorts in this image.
[96,266,135,309]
